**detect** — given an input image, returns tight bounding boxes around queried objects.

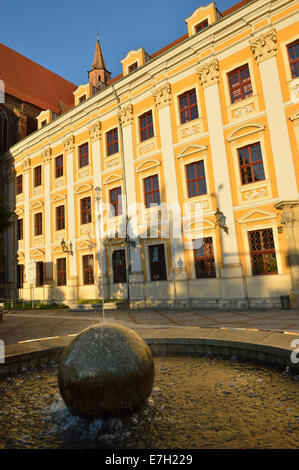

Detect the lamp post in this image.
[60,238,73,255]
[95,186,105,321]
[214,207,229,234]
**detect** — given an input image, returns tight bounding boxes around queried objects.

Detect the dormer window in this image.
[41,120,47,127]
[195,19,208,33]
[79,95,87,103]
[128,62,138,73]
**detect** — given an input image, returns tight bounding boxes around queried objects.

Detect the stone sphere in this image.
[58,323,154,418]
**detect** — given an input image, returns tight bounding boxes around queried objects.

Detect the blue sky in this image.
[1,0,240,86]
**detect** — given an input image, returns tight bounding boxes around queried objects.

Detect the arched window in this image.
[0,108,8,154]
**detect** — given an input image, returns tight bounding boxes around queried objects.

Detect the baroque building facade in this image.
[3,0,299,309]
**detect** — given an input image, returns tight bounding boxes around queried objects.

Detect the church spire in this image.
[89,34,111,87]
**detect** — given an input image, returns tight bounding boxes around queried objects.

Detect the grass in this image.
[2,301,68,310]
[75,298,120,305]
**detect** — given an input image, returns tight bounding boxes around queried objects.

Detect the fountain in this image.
[0,325,298,449]
[58,323,154,418]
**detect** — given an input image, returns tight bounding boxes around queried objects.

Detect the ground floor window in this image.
[57,258,67,286]
[148,244,167,281]
[82,254,94,285]
[36,261,44,287]
[112,249,127,283]
[193,237,216,278]
[248,228,278,275]
[17,264,24,289]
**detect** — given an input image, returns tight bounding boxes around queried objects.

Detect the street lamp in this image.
[60,238,73,255]
[215,207,229,234]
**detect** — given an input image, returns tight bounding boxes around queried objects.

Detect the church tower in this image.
[88,35,111,88]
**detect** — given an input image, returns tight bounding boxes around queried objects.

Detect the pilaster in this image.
[42,147,53,287]
[88,120,110,299]
[250,29,297,200]
[197,59,245,301]
[64,135,78,302]
[152,83,188,284]
[22,157,31,294]
[117,104,144,299]
[276,201,299,309]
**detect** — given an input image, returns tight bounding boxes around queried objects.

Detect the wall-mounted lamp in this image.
[215,207,229,234]
[61,238,73,255]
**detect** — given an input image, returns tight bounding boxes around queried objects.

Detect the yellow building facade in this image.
[4,0,299,309]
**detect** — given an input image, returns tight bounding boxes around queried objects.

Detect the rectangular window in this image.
[228,65,253,104]
[56,205,65,231]
[34,212,42,236]
[79,143,89,168]
[149,244,167,281]
[57,258,67,286]
[186,161,207,197]
[193,237,216,279]
[140,111,154,142]
[79,94,87,103]
[55,155,64,178]
[17,264,24,289]
[81,197,92,225]
[109,187,122,217]
[288,40,299,79]
[238,142,265,185]
[249,229,278,275]
[107,128,119,156]
[144,174,160,208]
[195,20,208,33]
[41,120,47,127]
[128,62,138,72]
[82,254,94,285]
[112,249,127,283]
[34,165,42,187]
[17,218,23,241]
[16,174,23,195]
[179,89,199,124]
[36,261,44,287]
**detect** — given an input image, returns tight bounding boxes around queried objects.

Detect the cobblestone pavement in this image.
[0,308,298,345]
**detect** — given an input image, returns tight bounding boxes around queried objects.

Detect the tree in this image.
[0,195,13,234]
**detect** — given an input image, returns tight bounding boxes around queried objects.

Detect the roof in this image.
[0,43,77,114]
[107,0,255,88]
[58,0,258,115]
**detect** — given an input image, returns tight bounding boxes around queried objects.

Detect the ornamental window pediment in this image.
[227,123,265,142]
[238,209,278,224]
[75,183,93,195]
[177,144,207,158]
[30,200,44,210]
[103,174,123,186]
[136,159,161,173]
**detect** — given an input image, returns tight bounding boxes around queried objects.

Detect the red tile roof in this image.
[222,0,254,17]
[0,43,77,114]
[106,0,255,88]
